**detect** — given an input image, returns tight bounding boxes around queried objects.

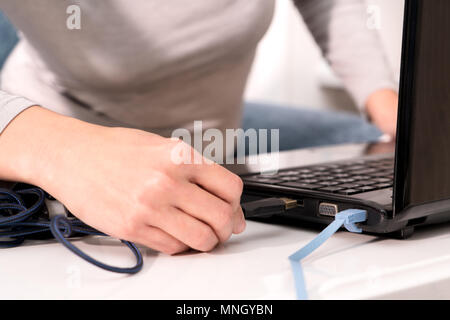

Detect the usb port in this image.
[318,203,339,217]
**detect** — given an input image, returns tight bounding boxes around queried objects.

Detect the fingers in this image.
[151,206,220,252]
[133,225,190,255]
[194,164,246,235]
[179,150,246,242]
[173,182,245,243]
[233,205,246,234]
[131,140,245,253]
[168,140,246,236]
[188,161,244,207]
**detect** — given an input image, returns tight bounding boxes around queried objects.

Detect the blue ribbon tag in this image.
[289,209,367,299]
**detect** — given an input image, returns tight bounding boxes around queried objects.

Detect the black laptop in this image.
[237,0,450,238]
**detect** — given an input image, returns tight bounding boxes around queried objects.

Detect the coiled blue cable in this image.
[0,186,143,274]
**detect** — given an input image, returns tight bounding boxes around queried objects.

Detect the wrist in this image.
[27,107,105,190]
[0,106,46,183]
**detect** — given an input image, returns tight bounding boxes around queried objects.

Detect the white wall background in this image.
[245,0,405,113]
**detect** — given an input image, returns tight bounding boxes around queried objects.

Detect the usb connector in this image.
[242,197,298,219]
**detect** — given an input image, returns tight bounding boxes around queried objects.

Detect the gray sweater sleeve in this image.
[0,91,36,133]
[294,0,398,109]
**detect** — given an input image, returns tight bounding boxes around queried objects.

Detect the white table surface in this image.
[2,218,450,300]
[2,143,449,300]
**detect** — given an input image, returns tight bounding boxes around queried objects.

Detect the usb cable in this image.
[241,197,298,218]
[288,209,367,299]
[1,184,368,298]
[241,196,368,299]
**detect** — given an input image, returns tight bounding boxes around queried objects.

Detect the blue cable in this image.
[0,188,44,225]
[50,215,143,274]
[0,186,143,274]
[288,209,368,300]
[2,185,367,290]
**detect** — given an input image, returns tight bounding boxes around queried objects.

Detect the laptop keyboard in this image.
[242,156,394,196]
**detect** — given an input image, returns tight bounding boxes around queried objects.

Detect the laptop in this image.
[235,0,450,238]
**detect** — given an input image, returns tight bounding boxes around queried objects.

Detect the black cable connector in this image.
[242,197,298,219]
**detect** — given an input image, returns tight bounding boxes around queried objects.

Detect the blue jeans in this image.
[242,102,382,154]
[0,11,18,70]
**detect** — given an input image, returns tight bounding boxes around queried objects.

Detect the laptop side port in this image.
[318,202,339,217]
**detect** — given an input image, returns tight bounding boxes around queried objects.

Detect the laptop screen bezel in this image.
[393,0,450,215]
[393,0,419,215]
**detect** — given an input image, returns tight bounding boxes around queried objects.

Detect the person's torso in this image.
[0,0,274,132]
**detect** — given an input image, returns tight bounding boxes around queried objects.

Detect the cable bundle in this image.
[0,185,143,274]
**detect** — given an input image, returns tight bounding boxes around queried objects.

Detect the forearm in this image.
[0,106,94,186]
[294,0,398,109]
[0,106,53,183]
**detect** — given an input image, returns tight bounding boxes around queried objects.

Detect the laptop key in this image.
[243,176,281,183]
[338,183,362,189]
[278,171,298,176]
[279,176,300,182]
[334,173,350,178]
[311,166,329,171]
[359,186,378,192]
[337,189,361,195]
[351,175,371,181]
[317,176,334,181]
[242,176,264,182]
[351,168,378,175]
[299,174,317,179]
[252,178,283,184]
[298,179,320,184]
[347,165,366,171]
[337,178,356,183]
[318,186,345,193]
[318,181,340,186]
[279,182,322,190]
[374,183,393,189]
[373,178,392,183]
[355,180,378,186]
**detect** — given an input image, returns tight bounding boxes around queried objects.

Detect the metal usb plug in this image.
[242,197,298,219]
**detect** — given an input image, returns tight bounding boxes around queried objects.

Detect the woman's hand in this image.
[365,89,399,138]
[0,106,246,254]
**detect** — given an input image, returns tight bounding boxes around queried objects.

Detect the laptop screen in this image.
[394,0,450,213]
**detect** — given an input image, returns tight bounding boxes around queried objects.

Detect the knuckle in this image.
[136,204,160,228]
[232,174,244,193]
[215,204,234,232]
[121,215,141,239]
[228,174,243,208]
[135,173,180,223]
[167,138,196,166]
[155,172,177,191]
[140,172,177,202]
[162,241,188,255]
[192,226,217,252]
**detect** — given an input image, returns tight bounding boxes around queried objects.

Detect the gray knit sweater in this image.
[0,0,396,136]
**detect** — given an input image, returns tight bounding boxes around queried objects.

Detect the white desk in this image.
[2,143,450,300]
[2,219,450,300]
